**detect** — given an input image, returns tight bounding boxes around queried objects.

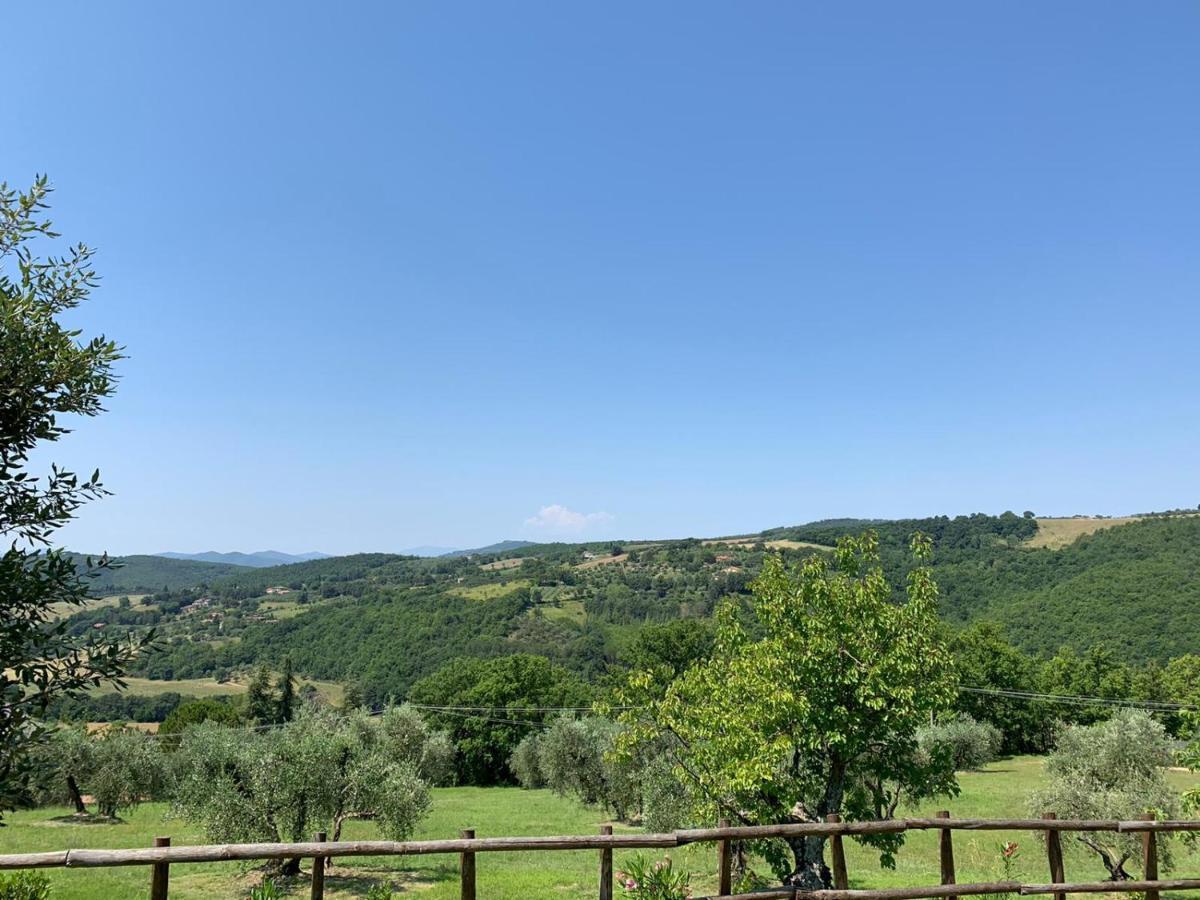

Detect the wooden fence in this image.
[2,813,1199,900]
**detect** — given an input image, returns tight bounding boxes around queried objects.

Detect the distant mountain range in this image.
[156,550,332,568]
[398,546,460,558]
[442,540,535,557]
[152,541,537,567]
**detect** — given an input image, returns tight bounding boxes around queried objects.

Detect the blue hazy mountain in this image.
[156,550,332,568]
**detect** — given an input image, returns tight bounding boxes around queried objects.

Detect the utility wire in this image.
[960,686,1198,713]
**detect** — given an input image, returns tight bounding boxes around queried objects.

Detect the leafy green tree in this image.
[612,533,956,888]
[245,664,276,725]
[409,654,592,784]
[159,699,242,748]
[276,656,297,723]
[1035,709,1177,879]
[341,681,367,711]
[0,176,147,818]
[951,622,1054,752]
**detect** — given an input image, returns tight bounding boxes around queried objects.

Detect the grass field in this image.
[48,593,151,620]
[451,580,531,601]
[1025,517,1141,549]
[5,757,1200,899]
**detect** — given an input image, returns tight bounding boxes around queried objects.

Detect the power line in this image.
[960,686,1198,713]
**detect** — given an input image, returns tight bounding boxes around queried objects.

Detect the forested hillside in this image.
[69,553,244,592]
[56,512,1200,713]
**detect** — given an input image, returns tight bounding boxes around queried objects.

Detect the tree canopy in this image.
[0,177,147,817]
[613,532,957,888]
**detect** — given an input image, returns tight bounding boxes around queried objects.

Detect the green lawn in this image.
[3,758,1199,899]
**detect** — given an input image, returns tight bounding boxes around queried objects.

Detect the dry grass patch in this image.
[576,553,628,569]
[1026,517,1141,549]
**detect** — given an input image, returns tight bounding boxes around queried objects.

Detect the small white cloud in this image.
[524,504,614,533]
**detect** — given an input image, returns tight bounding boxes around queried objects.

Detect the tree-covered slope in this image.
[936,515,1200,659]
[71,553,244,592]
[59,512,1200,710]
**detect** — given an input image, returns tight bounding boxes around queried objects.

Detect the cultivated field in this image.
[6,757,1200,899]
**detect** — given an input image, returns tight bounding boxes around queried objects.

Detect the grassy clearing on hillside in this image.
[539,598,587,625]
[577,553,629,569]
[451,580,532,601]
[1026,517,1141,549]
[6,758,1200,899]
[48,593,151,620]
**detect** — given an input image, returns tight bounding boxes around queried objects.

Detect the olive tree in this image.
[38,725,163,818]
[1,176,147,818]
[84,727,164,818]
[611,533,957,888]
[171,706,435,876]
[510,733,545,789]
[1032,709,1177,879]
[918,714,1003,772]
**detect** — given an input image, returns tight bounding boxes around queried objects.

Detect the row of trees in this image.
[32,705,451,876]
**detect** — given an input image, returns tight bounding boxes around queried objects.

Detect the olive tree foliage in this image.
[510,733,546,789]
[610,533,958,888]
[35,726,164,818]
[171,705,436,874]
[1032,709,1178,879]
[0,177,148,818]
[917,714,1003,772]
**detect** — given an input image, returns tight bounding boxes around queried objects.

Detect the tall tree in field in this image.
[611,532,957,888]
[246,665,276,725]
[0,177,147,819]
[276,656,297,723]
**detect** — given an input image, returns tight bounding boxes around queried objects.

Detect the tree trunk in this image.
[785,835,831,890]
[278,857,302,877]
[66,774,87,814]
[1078,837,1133,881]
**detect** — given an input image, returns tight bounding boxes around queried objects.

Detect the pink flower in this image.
[625,878,638,890]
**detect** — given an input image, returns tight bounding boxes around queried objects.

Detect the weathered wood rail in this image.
[1,813,1196,899]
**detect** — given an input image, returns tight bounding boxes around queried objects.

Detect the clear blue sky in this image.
[8,2,1199,555]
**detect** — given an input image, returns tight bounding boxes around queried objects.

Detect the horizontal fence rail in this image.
[4,814,1200,899]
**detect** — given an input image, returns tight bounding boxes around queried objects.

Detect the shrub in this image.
[616,854,691,899]
[918,714,1003,771]
[509,733,545,789]
[0,872,50,900]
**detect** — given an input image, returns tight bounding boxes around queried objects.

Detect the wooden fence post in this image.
[599,825,613,900]
[1043,812,1065,900]
[827,814,849,891]
[150,836,170,900]
[460,828,476,900]
[311,831,326,900]
[717,817,732,896]
[937,811,956,900]
[1142,812,1159,900]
